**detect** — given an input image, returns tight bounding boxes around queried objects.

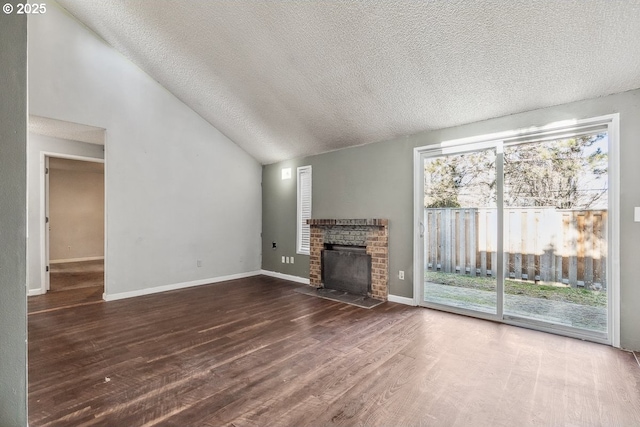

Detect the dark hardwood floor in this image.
[49,260,104,292]
[29,260,104,314]
[28,285,103,314]
[28,276,640,426]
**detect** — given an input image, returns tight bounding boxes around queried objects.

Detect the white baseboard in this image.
[50,256,104,264]
[260,270,310,285]
[28,288,46,296]
[103,270,262,301]
[388,294,416,306]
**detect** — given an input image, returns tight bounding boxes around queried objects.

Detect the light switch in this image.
[635,207,640,222]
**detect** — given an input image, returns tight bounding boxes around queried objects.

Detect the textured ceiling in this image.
[29,115,105,145]
[56,0,640,164]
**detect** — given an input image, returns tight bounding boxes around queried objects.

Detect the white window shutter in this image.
[297,166,312,255]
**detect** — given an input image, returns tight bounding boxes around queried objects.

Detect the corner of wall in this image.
[0,5,28,425]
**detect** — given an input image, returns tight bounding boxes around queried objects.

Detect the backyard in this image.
[425,271,606,307]
[424,271,607,331]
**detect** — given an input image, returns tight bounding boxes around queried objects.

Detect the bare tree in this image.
[424,133,608,209]
[503,134,607,209]
[424,151,495,208]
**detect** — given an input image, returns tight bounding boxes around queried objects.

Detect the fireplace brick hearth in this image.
[307,219,389,300]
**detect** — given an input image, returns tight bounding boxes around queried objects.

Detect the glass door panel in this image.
[422,149,498,315]
[502,133,609,333]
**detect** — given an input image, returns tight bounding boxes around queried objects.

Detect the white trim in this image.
[496,143,505,320]
[388,294,416,306]
[413,113,620,347]
[50,256,104,264]
[103,133,109,296]
[412,147,423,307]
[41,151,105,164]
[28,288,46,297]
[608,114,621,348]
[103,271,262,301]
[260,269,310,285]
[39,151,105,295]
[44,155,49,292]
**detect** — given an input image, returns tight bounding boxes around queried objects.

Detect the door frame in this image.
[413,114,620,347]
[39,152,105,294]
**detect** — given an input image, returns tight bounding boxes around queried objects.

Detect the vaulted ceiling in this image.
[57,0,640,164]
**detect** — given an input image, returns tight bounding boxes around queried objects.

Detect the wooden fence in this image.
[424,208,607,289]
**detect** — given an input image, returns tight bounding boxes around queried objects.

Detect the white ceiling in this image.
[56,0,640,164]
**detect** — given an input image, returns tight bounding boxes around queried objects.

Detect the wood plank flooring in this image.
[28,285,103,314]
[29,260,104,314]
[50,260,104,292]
[28,275,640,426]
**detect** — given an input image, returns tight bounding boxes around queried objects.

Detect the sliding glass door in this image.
[416,120,614,343]
[422,148,500,316]
[502,134,609,335]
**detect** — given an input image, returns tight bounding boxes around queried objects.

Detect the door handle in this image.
[419,221,425,238]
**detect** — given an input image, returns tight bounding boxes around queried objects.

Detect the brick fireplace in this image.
[307,219,389,301]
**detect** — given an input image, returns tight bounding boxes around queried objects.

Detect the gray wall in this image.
[262,89,640,350]
[0,3,28,425]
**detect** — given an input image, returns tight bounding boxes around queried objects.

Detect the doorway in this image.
[39,156,105,309]
[414,115,619,345]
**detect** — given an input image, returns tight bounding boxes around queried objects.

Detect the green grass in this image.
[425,271,606,307]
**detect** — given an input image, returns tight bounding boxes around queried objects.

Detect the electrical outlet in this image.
[290,257,294,264]
[197,259,202,267]
[281,256,285,263]
[635,207,640,222]
[286,257,290,264]
[399,270,405,280]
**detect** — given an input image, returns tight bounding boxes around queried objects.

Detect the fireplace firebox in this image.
[322,245,371,296]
